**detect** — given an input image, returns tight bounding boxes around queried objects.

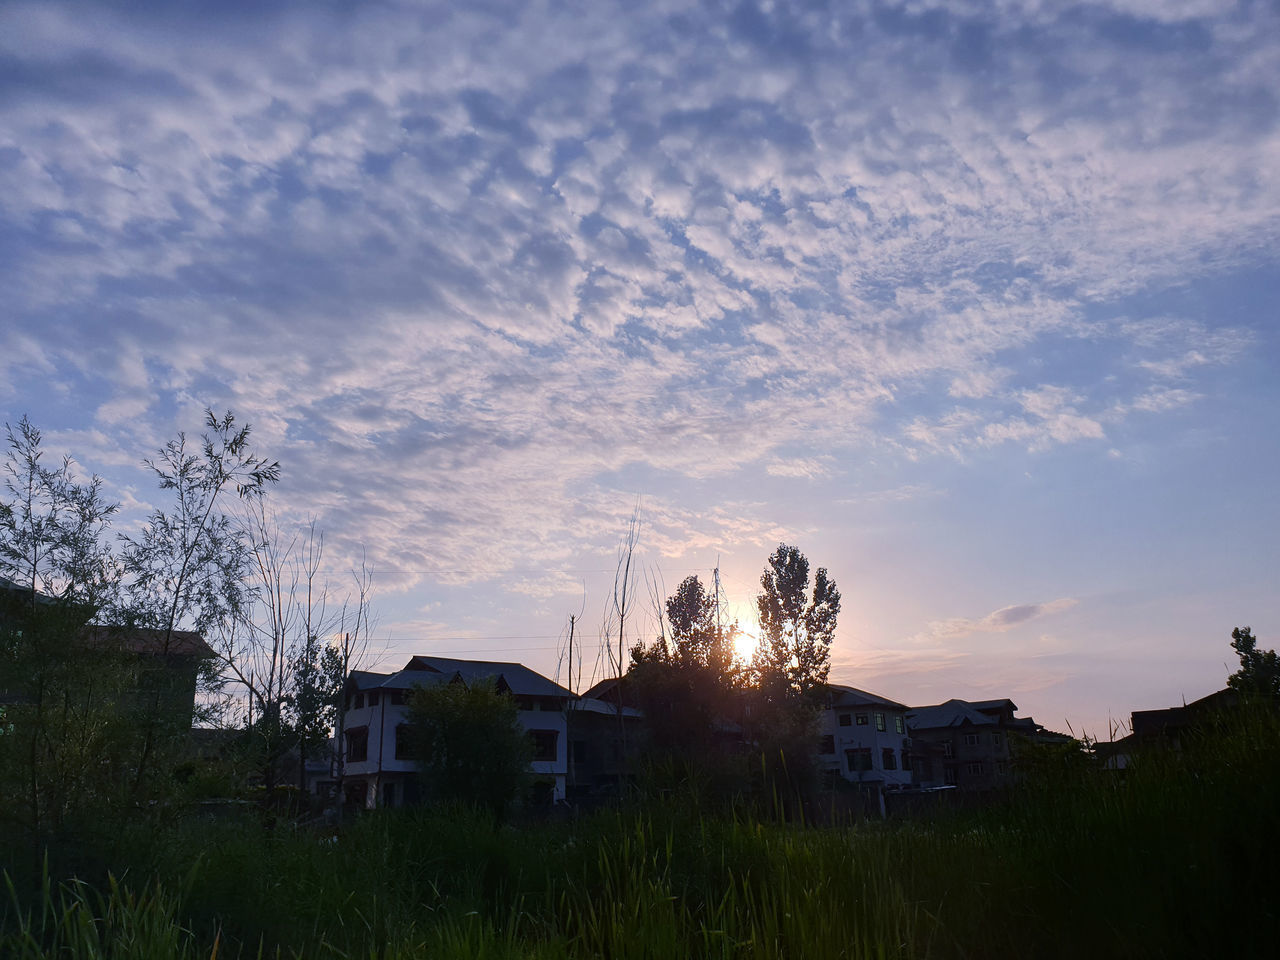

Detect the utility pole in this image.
[567,614,576,695]
[567,613,576,795]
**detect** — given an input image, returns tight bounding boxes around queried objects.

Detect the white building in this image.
[818,684,914,801]
[340,655,573,809]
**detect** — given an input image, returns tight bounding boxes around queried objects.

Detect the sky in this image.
[3,0,1278,739]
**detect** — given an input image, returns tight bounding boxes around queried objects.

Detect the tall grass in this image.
[4,706,1278,958]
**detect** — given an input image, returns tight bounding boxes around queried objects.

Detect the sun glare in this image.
[723,601,759,665]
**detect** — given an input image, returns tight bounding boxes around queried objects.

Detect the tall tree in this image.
[1227,626,1280,700]
[664,573,737,678]
[0,418,129,850]
[627,573,743,800]
[0,416,117,608]
[117,409,279,796]
[753,544,840,703]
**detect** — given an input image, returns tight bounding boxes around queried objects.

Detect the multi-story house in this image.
[340,655,573,809]
[818,685,914,804]
[907,698,1064,791]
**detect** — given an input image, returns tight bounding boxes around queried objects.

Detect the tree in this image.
[1227,626,1280,701]
[0,418,130,850]
[117,409,279,798]
[403,679,532,820]
[753,543,840,704]
[0,416,117,609]
[627,574,743,799]
[663,573,737,677]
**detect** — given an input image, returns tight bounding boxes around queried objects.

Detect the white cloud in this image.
[1,0,1277,602]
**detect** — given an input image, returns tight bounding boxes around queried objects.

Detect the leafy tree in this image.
[0,418,131,848]
[753,543,840,704]
[1227,626,1280,700]
[404,679,532,820]
[1,416,118,608]
[627,575,742,799]
[117,409,279,798]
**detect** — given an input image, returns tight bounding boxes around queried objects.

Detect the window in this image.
[389,690,405,706]
[818,735,835,755]
[963,733,980,747]
[846,748,873,772]
[996,760,1008,776]
[855,713,868,726]
[838,713,852,727]
[942,741,954,759]
[882,748,896,770]
[345,726,368,763]
[529,728,559,762]
[992,732,1003,746]
[894,716,905,734]
[368,692,379,707]
[874,713,886,732]
[395,724,414,760]
[944,765,957,785]
[354,693,365,709]
[966,762,984,775]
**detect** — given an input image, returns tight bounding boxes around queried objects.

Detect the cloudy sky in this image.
[3,0,1278,736]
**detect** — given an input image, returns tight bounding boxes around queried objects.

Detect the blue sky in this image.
[3,0,1278,736]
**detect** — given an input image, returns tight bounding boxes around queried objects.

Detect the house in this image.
[340,655,574,810]
[907,697,1065,790]
[572,677,646,800]
[0,575,214,730]
[818,685,914,810]
[1093,687,1241,770]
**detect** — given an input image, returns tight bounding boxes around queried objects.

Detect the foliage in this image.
[115,410,279,798]
[0,416,118,607]
[628,576,745,802]
[6,705,1280,959]
[117,409,279,643]
[404,679,533,819]
[752,543,840,704]
[0,419,135,845]
[1227,625,1280,700]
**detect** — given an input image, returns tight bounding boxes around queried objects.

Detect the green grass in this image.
[4,708,1279,958]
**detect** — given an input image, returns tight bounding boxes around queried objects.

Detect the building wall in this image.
[818,704,914,789]
[909,727,1012,790]
[341,692,568,808]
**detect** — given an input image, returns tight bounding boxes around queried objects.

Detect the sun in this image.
[722,601,760,665]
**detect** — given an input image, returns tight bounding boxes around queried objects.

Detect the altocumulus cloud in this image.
[0,0,1277,600]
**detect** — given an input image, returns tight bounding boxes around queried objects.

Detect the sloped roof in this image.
[826,683,908,710]
[402,655,572,698]
[966,698,1019,714]
[83,625,215,659]
[907,699,998,730]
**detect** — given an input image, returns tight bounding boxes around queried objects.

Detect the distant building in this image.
[818,685,914,801]
[572,677,645,801]
[1093,687,1241,770]
[340,655,574,809]
[0,575,214,730]
[907,698,1064,791]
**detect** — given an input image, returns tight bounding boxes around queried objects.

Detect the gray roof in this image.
[965,698,1019,713]
[826,683,908,710]
[403,655,572,698]
[907,699,998,730]
[347,657,572,699]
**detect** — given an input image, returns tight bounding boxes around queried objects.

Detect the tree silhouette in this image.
[1227,626,1280,700]
[753,544,840,703]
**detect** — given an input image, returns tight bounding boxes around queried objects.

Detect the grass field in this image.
[4,709,1278,959]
